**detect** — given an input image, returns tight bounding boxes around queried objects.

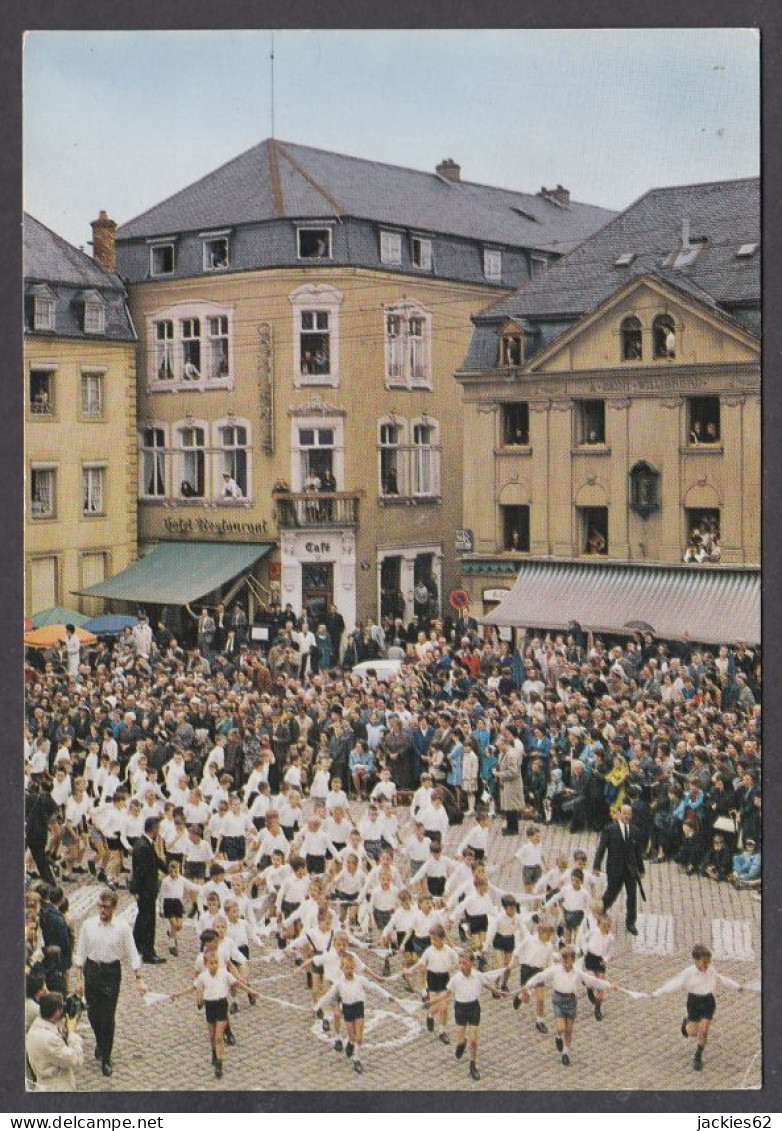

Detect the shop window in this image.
[576,400,606,445]
[501,505,530,551]
[620,316,642,361]
[150,243,175,276]
[298,228,332,259]
[687,397,720,445]
[29,369,55,415]
[30,468,56,518]
[653,314,676,359]
[501,403,529,446]
[579,506,608,555]
[684,508,721,563]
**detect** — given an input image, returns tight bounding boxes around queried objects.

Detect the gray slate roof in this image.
[478,177,760,325]
[117,139,614,253]
[24,213,135,342]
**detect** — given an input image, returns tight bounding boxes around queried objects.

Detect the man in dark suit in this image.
[593,803,645,935]
[131,817,168,963]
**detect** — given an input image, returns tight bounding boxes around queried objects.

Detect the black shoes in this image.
[626,924,638,936]
[144,955,166,965]
[555,1036,564,1053]
[535,1020,548,1033]
[426,1015,434,1032]
[334,1039,344,1053]
[101,1060,113,1077]
[225,1028,236,1046]
[354,1060,363,1074]
[214,1058,223,1079]
[469,1062,481,1080]
[694,1047,703,1072]
[562,1052,571,1067]
[345,1041,355,1059]
[439,1032,450,1044]
[512,994,522,1011]
[681,1017,690,1038]
[594,1002,603,1021]
[455,1042,466,1060]
[587,988,596,1005]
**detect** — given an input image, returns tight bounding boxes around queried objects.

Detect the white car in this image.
[350,658,404,684]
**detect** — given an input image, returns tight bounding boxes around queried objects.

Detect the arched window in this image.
[378,418,407,496]
[411,418,441,497]
[653,314,676,359]
[214,419,251,500]
[620,316,642,361]
[175,421,207,498]
[139,424,168,498]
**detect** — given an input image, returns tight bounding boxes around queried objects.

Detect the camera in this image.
[63,992,86,1020]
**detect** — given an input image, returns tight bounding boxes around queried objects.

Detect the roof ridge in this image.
[642,175,760,194]
[274,140,345,217]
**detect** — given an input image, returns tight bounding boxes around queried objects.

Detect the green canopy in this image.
[31,606,89,628]
[72,541,273,607]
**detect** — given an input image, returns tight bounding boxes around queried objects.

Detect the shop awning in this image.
[481,560,760,645]
[73,542,273,607]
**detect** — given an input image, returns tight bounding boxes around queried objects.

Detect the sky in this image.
[23,29,760,250]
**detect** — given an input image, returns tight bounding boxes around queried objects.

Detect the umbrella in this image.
[82,613,139,636]
[31,606,89,628]
[24,625,97,648]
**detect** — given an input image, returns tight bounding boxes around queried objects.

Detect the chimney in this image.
[538,185,570,207]
[436,158,461,183]
[90,210,117,273]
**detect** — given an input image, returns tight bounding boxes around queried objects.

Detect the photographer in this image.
[26,991,84,1092]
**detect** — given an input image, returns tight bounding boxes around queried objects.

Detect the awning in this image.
[73,542,273,607]
[481,560,760,645]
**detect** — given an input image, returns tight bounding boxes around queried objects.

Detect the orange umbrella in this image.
[24,624,97,648]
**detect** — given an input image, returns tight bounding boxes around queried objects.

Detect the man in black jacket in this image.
[130,817,168,963]
[593,803,645,935]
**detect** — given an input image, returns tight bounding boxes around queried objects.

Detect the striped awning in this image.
[481,560,760,644]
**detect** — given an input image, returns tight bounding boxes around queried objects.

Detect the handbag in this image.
[713,815,736,834]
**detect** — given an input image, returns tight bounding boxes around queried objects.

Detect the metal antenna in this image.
[270,31,275,139]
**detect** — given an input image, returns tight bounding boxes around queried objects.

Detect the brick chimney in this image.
[90,210,117,273]
[538,184,571,207]
[436,158,461,183]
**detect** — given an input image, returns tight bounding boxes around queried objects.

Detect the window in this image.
[687,397,721,445]
[29,369,54,415]
[33,296,55,331]
[140,427,167,498]
[181,318,201,380]
[84,301,105,334]
[81,372,103,417]
[501,505,530,551]
[297,426,336,488]
[300,311,331,377]
[379,421,404,495]
[384,302,432,388]
[150,243,175,276]
[500,332,523,367]
[30,468,56,518]
[620,316,642,361]
[155,320,174,381]
[83,466,106,515]
[217,422,250,499]
[483,248,502,282]
[579,506,608,555]
[291,285,342,387]
[614,253,636,267]
[380,230,402,266]
[530,254,548,277]
[29,556,58,611]
[177,425,206,498]
[208,316,230,380]
[684,508,721,563]
[501,403,529,446]
[736,242,759,258]
[297,228,332,260]
[203,236,229,270]
[411,420,440,497]
[653,314,676,359]
[411,236,433,271]
[576,400,606,445]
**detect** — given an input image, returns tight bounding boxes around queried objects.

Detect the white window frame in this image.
[80,370,105,418]
[384,300,432,389]
[139,422,169,499]
[410,235,433,271]
[213,417,252,503]
[30,465,57,519]
[82,464,107,517]
[483,247,503,282]
[290,415,344,492]
[296,226,333,261]
[380,229,403,266]
[33,296,56,331]
[202,231,231,271]
[378,417,408,497]
[147,302,235,392]
[410,417,441,498]
[174,419,209,500]
[149,241,176,277]
[290,284,343,389]
[84,301,106,334]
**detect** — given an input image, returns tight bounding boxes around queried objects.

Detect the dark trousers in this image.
[27,838,56,885]
[84,959,121,1061]
[133,895,157,959]
[601,870,638,927]
[504,809,520,834]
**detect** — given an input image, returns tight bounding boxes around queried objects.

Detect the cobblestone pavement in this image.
[63,814,761,1095]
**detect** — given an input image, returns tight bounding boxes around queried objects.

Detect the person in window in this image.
[383,467,399,496]
[313,347,329,374]
[705,421,719,443]
[586,430,600,445]
[314,236,328,258]
[585,528,606,555]
[183,359,201,381]
[319,468,336,521]
[180,481,196,498]
[690,420,703,444]
[507,530,522,552]
[664,326,676,357]
[624,337,642,361]
[31,389,50,413]
[301,351,315,375]
[221,472,243,500]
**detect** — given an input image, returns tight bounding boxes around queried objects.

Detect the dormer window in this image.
[203,234,230,270]
[484,248,502,282]
[297,228,332,260]
[80,290,106,334]
[736,242,759,258]
[150,242,175,276]
[653,314,676,359]
[501,332,523,367]
[380,230,403,266]
[28,284,57,331]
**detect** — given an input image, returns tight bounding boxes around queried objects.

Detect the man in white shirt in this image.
[221,472,243,499]
[26,992,84,1092]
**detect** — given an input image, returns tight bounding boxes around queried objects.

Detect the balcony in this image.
[274,491,361,529]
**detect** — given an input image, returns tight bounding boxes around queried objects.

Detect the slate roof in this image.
[117,139,614,253]
[477,177,760,326]
[24,213,135,341]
